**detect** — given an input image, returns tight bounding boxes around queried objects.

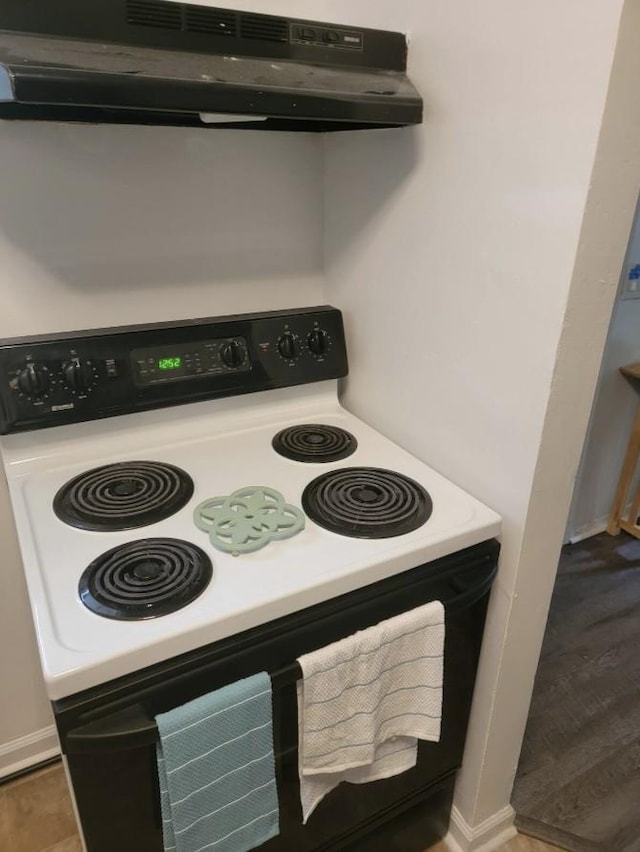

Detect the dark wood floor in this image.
[512,531,640,852]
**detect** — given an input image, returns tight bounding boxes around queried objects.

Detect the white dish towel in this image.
[297,599,445,823]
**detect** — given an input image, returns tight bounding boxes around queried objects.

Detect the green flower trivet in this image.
[193,486,305,555]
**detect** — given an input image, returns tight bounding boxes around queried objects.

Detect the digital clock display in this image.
[158,357,182,371]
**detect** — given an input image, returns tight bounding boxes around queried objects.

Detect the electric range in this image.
[0,307,499,699]
[0,306,502,852]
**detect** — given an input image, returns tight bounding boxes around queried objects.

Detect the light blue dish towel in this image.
[156,672,279,852]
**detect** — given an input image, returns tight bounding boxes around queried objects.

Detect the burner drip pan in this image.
[79,538,212,620]
[302,467,432,538]
[54,461,194,531]
[272,424,357,462]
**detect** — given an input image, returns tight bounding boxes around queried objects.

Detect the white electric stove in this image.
[0,306,500,700]
[0,306,502,852]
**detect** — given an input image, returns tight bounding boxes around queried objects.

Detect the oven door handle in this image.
[65,704,158,754]
[64,662,303,755]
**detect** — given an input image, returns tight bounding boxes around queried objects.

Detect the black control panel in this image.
[289,24,364,52]
[0,307,348,434]
[131,336,251,386]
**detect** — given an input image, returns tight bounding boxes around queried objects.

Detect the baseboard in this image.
[0,725,60,779]
[566,515,608,544]
[444,804,517,851]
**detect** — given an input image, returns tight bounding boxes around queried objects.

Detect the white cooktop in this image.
[0,381,500,700]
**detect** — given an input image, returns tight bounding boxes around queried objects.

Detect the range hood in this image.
[0,0,423,132]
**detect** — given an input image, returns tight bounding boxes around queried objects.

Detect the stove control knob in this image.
[220,340,246,369]
[17,363,50,397]
[63,359,95,391]
[307,329,328,357]
[277,332,297,360]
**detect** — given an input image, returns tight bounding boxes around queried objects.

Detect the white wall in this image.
[497,0,640,832]
[567,204,640,540]
[0,471,59,775]
[0,124,324,336]
[0,121,324,774]
[316,0,630,839]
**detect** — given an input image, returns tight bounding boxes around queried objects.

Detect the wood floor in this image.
[429,837,561,852]
[0,763,80,852]
[512,531,640,852]
[1,761,559,852]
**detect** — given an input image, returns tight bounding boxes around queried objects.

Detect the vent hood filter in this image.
[0,0,423,132]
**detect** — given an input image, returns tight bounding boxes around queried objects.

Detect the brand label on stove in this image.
[51,403,75,412]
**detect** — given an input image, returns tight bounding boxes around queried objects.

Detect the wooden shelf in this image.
[607,362,640,538]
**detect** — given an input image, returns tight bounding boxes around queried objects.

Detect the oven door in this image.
[56,540,499,852]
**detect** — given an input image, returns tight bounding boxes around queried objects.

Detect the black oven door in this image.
[56,539,499,852]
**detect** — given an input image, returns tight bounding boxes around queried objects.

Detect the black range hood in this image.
[0,0,423,132]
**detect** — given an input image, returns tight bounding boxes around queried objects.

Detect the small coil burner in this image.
[79,538,213,620]
[272,424,357,463]
[302,467,432,538]
[53,461,194,531]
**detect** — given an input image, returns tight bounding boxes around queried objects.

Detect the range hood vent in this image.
[240,14,288,44]
[127,0,182,30]
[185,7,237,37]
[0,0,423,132]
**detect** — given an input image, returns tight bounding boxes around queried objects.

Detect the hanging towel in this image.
[297,600,444,823]
[156,672,279,852]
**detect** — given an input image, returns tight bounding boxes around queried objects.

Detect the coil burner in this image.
[272,424,357,463]
[54,461,194,531]
[78,538,212,620]
[302,467,432,538]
